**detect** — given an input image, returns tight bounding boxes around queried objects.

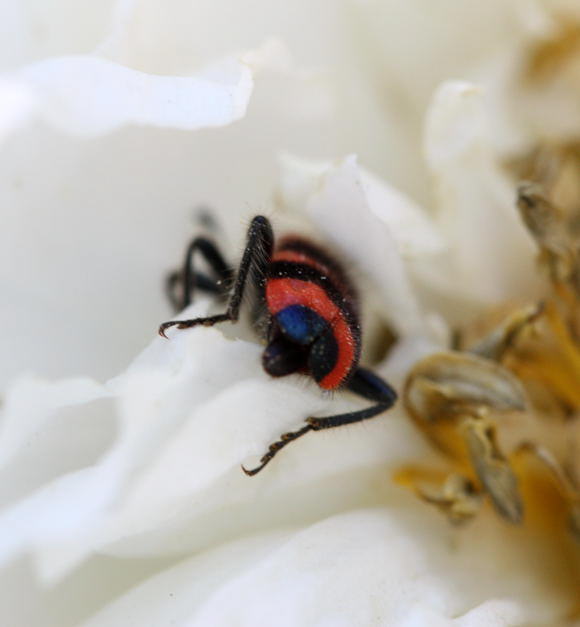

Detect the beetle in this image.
[159,215,398,475]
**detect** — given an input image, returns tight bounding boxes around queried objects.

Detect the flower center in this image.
[397,148,580,616]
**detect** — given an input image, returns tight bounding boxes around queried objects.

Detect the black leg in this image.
[159,216,274,337]
[242,367,397,476]
[166,269,224,312]
[166,236,233,311]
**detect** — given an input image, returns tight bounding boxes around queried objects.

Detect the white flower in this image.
[1,1,579,626]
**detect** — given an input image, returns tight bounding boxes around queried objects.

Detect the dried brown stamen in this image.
[403,351,526,523]
[524,19,580,83]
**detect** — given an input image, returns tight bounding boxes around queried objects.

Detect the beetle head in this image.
[262,305,337,385]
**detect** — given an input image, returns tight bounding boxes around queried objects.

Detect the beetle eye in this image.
[308,329,338,383]
[262,337,307,377]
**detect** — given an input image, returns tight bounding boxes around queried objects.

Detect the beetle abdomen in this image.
[265,237,361,390]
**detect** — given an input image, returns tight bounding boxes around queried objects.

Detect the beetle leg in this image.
[242,367,397,476]
[165,235,233,311]
[166,269,225,312]
[159,216,274,337]
[347,367,398,405]
[242,424,313,476]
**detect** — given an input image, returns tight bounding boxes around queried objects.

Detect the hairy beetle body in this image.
[159,215,397,475]
[266,236,360,389]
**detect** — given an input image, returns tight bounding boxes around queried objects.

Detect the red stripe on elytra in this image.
[266,278,355,389]
[320,316,355,389]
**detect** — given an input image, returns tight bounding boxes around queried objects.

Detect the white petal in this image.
[0,463,120,573]
[278,153,445,258]
[80,316,429,559]
[0,376,119,579]
[424,81,539,303]
[80,528,293,627]
[352,0,527,122]
[0,1,117,71]
[0,78,35,140]
[10,54,253,136]
[277,153,438,336]
[0,376,106,467]
[81,509,562,627]
[0,304,429,578]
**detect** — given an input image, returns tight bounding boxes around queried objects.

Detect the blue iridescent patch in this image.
[276,305,328,345]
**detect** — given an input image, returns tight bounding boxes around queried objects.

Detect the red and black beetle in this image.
[159,215,397,475]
